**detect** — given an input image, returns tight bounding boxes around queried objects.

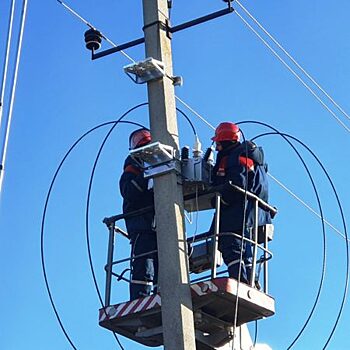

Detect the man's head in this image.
[129,128,152,150]
[211,122,240,151]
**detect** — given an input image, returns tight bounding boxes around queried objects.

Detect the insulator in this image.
[84,29,102,51]
[181,146,190,160]
[203,147,214,165]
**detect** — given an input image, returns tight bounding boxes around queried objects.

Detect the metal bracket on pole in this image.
[129,141,181,178]
[124,57,183,86]
[89,7,234,61]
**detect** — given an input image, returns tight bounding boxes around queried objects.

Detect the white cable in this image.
[0,0,16,134]
[235,0,350,124]
[234,10,350,134]
[268,172,348,242]
[175,95,215,130]
[56,0,135,63]
[0,0,28,194]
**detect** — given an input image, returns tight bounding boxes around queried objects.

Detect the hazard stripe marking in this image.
[121,299,140,317]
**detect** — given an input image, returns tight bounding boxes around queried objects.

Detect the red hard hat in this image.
[129,128,152,149]
[211,122,240,142]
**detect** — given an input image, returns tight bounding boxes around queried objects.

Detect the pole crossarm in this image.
[91,6,234,61]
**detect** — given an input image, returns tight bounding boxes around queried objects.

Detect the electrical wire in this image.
[243,121,348,349]
[232,130,250,350]
[249,128,327,349]
[0,0,28,193]
[176,107,197,135]
[253,132,349,349]
[84,103,156,350]
[233,10,350,134]
[268,172,348,242]
[175,95,215,130]
[40,102,149,349]
[253,320,258,347]
[0,0,15,137]
[41,121,117,350]
[235,0,350,125]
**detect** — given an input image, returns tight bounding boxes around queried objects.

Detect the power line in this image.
[235,0,350,124]
[40,119,131,350]
[233,9,350,134]
[249,125,349,349]
[268,172,348,242]
[175,95,215,130]
[247,124,327,349]
[0,0,16,134]
[0,0,28,193]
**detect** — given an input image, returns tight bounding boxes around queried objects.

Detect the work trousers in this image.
[218,231,253,284]
[129,232,158,301]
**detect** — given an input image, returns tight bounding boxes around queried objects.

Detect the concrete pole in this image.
[142,1,196,349]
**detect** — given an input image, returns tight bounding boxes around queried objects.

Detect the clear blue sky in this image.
[1,1,350,349]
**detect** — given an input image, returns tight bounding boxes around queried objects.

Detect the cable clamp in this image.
[143,19,172,39]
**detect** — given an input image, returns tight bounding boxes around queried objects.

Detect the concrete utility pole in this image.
[142,1,196,349]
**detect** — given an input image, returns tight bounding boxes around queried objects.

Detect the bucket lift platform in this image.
[99,277,275,348]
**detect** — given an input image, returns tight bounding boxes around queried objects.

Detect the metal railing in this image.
[102,184,277,306]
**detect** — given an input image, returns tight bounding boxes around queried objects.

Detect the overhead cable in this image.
[235,0,350,124]
[233,10,350,134]
[0,0,16,134]
[268,172,348,242]
[249,124,349,349]
[56,0,135,63]
[278,134,349,350]
[251,129,327,348]
[246,123,327,348]
[232,131,250,350]
[40,119,137,350]
[175,95,215,130]
[0,0,28,193]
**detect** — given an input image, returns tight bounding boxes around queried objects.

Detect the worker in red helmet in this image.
[210,122,272,285]
[119,128,158,300]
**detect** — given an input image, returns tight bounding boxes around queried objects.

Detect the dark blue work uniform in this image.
[211,141,271,284]
[119,156,158,300]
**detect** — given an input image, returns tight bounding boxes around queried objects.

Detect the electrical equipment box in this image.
[129,141,180,178]
[182,156,214,212]
[182,157,212,190]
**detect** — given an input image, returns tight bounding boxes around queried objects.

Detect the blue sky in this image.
[1,0,350,349]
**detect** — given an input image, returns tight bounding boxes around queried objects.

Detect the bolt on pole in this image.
[142,1,196,349]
